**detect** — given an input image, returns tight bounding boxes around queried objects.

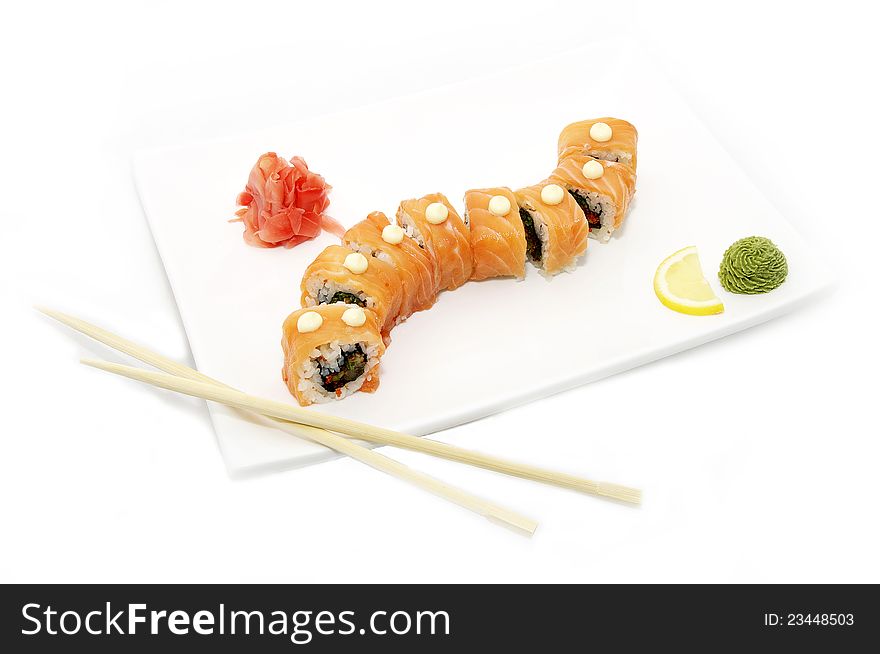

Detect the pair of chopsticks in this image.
[39,307,641,536]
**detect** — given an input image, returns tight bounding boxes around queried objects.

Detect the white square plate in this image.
[134,44,830,475]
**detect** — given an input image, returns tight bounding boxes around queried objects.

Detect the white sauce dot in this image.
[297,311,323,333]
[589,122,613,142]
[540,184,565,205]
[582,159,604,180]
[341,306,367,327]
[381,224,405,244]
[425,202,449,224]
[343,252,369,274]
[488,194,511,216]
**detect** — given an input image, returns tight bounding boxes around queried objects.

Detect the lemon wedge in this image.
[654,246,724,315]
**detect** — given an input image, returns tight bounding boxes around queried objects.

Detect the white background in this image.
[1,0,877,583]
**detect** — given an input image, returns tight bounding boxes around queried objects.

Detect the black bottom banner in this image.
[1,584,875,651]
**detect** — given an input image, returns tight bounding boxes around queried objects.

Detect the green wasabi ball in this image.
[718,236,788,294]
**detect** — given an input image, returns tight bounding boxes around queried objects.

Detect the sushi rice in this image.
[296,339,382,404]
[569,189,617,243]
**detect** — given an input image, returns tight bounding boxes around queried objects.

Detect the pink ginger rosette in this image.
[233,153,344,248]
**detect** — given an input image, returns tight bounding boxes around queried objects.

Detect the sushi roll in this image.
[300,244,403,341]
[548,154,636,243]
[343,211,439,322]
[463,187,527,281]
[281,303,386,405]
[514,182,589,275]
[557,118,638,170]
[396,193,473,292]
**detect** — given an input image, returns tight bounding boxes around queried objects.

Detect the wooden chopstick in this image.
[38,308,536,535]
[39,307,640,504]
[85,358,641,507]
[82,358,536,535]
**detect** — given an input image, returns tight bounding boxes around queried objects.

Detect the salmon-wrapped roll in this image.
[557,118,638,170]
[300,245,402,341]
[514,182,589,275]
[281,304,386,405]
[548,154,636,243]
[463,187,527,281]
[397,193,473,291]
[343,211,439,322]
